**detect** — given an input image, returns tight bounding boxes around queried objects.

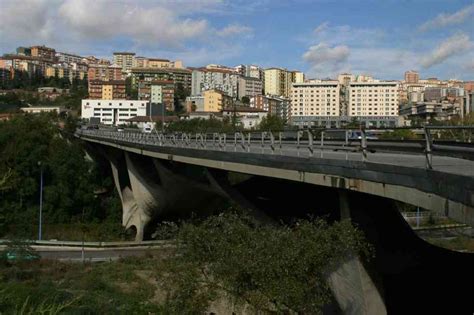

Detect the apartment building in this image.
[235,65,264,80]
[81,99,147,126]
[170,60,184,69]
[147,58,170,68]
[290,81,340,127]
[16,47,31,56]
[290,79,399,128]
[191,68,239,97]
[131,67,192,93]
[150,80,175,111]
[31,45,56,61]
[238,76,263,98]
[185,95,205,112]
[291,71,304,84]
[202,89,233,112]
[404,70,419,84]
[56,52,84,64]
[2,54,51,77]
[113,52,135,73]
[264,68,303,97]
[347,81,399,126]
[88,80,126,99]
[264,68,291,97]
[250,94,290,122]
[88,64,123,81]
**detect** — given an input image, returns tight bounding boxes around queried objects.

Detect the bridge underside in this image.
[85,141,473,313]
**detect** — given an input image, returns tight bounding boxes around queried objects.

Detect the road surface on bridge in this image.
[79,130,474,177]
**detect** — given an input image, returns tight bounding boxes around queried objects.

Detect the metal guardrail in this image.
[76,127,474,170]
[0,239,171,248]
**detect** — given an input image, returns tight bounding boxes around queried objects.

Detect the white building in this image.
[113,52,135,73]
[347,81,399,117]
[21,106,65,114]
[290,81,340,127]
[55,52,84,64]
[191,68,239,97]
[81,99,147,126]
[234,64,264,80]
[222,108,268,129]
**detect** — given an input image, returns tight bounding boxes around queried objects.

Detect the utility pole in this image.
[81,207,85,263]
[162,102,165,133]
[38,161,43,241]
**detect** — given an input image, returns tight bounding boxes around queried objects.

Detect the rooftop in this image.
[131,67,191,74]
[147,58,170,62]
[222,106,267,113]
[126,115,179,123]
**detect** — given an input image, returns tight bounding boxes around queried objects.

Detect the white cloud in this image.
[302,43,350,77]
[57,0,210,49]
[421,33,472,68]
[303,43,349,64]
[313,22,329,34]
[217,24,253,37]
[0,0,252,56]
[418,4,474,32]
[304,24,385,47]
[0,0,57,44]
[349,48,419,79]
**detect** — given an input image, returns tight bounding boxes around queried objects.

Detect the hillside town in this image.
[1,44,473,129]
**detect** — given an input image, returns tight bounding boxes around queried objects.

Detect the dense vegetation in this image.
[0,68,88,114]
[0,113,121,239]
[0,213,371,314]
[164,115,287,133]
[161,213,371,314]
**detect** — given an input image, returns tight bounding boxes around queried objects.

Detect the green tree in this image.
[166,117,236,133]
[0,113,120,238]
[174,83,190,113]
[379,129,419,140]
[257,114,285,131]
[125,77,138,99]
[161,213,371,313]
[241,96,250,105]
[346,117,362,128]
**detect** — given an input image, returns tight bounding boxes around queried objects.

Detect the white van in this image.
[142,122,153,133]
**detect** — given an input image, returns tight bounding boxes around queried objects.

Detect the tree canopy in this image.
[0,113,120,237]
[257,115,285,131]
[160,212,371,313]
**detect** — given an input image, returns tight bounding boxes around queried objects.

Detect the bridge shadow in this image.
[229,175,474,314]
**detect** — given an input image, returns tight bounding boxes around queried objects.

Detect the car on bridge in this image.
[348,131,378,140]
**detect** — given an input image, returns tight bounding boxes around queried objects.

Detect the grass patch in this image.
[0,257,163,314]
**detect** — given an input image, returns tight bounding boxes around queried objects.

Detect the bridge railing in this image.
[76,126,474,169]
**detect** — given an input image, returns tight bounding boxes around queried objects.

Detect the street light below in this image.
[38,161,43,241]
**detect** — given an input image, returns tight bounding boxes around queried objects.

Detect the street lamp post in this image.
[161,102,165,133]
[81,207,85,263]
[38,161,43,241]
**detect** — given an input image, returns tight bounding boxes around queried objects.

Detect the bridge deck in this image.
[78,131,474,178]
[78,131,474,226]
[237,144,474,177]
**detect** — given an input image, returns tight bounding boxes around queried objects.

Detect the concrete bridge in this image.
[77,128,474,314]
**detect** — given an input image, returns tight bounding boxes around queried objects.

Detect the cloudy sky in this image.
[0,0,473,80]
